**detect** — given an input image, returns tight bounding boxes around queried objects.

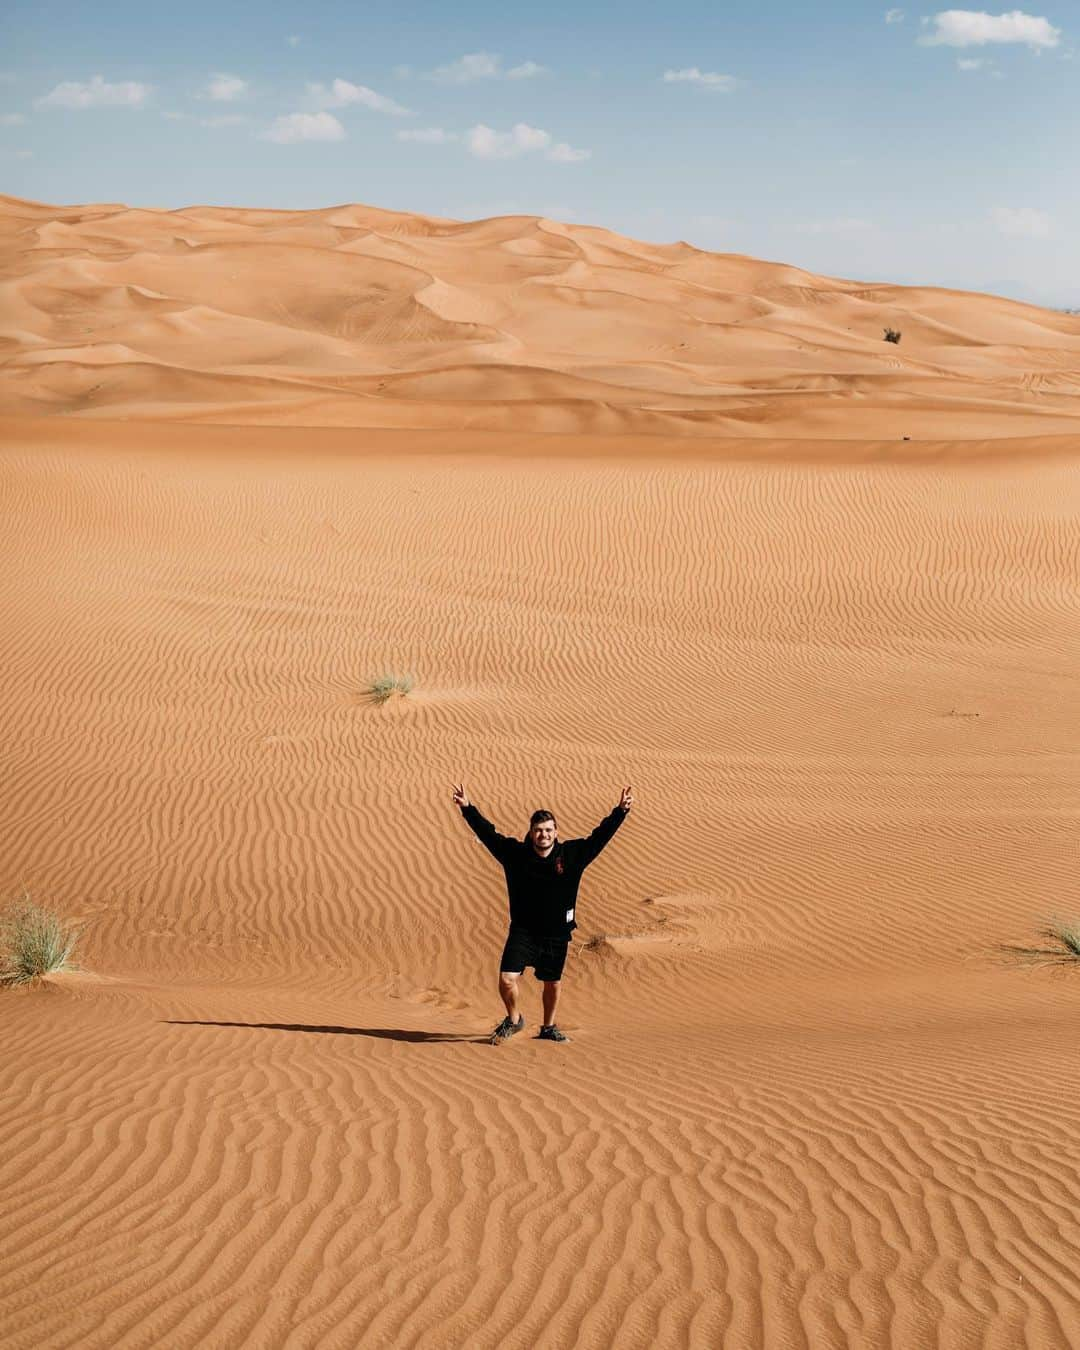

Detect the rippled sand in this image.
[1,195,1078,1350]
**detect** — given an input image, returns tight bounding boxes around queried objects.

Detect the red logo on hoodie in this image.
[555,857,564,875]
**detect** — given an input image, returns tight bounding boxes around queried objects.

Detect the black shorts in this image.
[499,929,569,982]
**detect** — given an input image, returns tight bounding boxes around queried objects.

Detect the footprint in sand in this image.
[639,892,762,950]
[407,985,470,1011]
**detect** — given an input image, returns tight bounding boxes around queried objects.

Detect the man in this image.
[452,782,633,1044]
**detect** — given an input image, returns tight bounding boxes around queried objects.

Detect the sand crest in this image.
[2,193,1079,438]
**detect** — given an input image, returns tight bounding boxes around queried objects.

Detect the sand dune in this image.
[1,196,1079,1349]
[2,193,1079,438]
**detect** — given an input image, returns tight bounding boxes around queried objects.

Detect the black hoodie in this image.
[459,802,628,939]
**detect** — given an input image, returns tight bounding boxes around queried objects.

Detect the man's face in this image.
[530,818,557,854]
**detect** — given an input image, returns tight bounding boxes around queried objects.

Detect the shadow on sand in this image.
[163,1020,483,1043]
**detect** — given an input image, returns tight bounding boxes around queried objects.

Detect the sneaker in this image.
[538,1024,570,1043]
[490,1014,525,1044]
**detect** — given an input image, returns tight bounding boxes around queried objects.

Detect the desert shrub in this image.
[366,672,415,704]
[0,893,82,985]
[883,327,902,344]
[1000,919,1080,969]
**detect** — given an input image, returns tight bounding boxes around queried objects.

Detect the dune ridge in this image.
[2,193,1079,438]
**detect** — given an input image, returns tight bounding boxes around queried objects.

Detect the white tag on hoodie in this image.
[565,908,574,923]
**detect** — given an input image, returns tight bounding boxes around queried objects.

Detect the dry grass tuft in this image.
[0,892,83,986]
[1000,919,1080,969]
[366,672,415,704]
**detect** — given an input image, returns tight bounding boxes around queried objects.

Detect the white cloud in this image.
[262,111,345,143]
[203,73,248,102]
[795,217,873,233]
[431,52,502,82]
[990,205,1052,236]
[287,36,301,48]
[957,56,986,67]
[546,141,590,163]
[428,52,547,82]
[467,122,550,158]
[307,78,411,115]
[399,124,586,162]
[885,8,905,21]
[920,10,1061,49]
[36,75,152,109]
[662,67,738,92]
[199,114,251,127]
[463,122,589,163]
[0,112,26,125]
[397,127,458,143]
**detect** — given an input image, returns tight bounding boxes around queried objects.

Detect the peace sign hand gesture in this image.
[619,784,634,811]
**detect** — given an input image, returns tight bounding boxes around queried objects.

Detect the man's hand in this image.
[619,784,633,811]
[452,783,470,809]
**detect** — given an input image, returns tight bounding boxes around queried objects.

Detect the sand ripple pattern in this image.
[2,435,1078,1347]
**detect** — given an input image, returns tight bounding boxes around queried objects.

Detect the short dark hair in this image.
[530,809,556,829]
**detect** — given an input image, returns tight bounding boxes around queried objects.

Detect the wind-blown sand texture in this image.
[1,196,1079,1350]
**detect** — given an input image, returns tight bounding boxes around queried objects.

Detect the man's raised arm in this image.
[576,784,633,866]
[452,783,516,863]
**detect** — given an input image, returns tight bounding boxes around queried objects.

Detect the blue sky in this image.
[2,1,1077,304]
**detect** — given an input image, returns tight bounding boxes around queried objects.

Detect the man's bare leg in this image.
[498,972,522,1023]
[541,980,561,1027]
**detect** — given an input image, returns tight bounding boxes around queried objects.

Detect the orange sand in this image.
[1,196,1079,1350]
[3,193,1079,440]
